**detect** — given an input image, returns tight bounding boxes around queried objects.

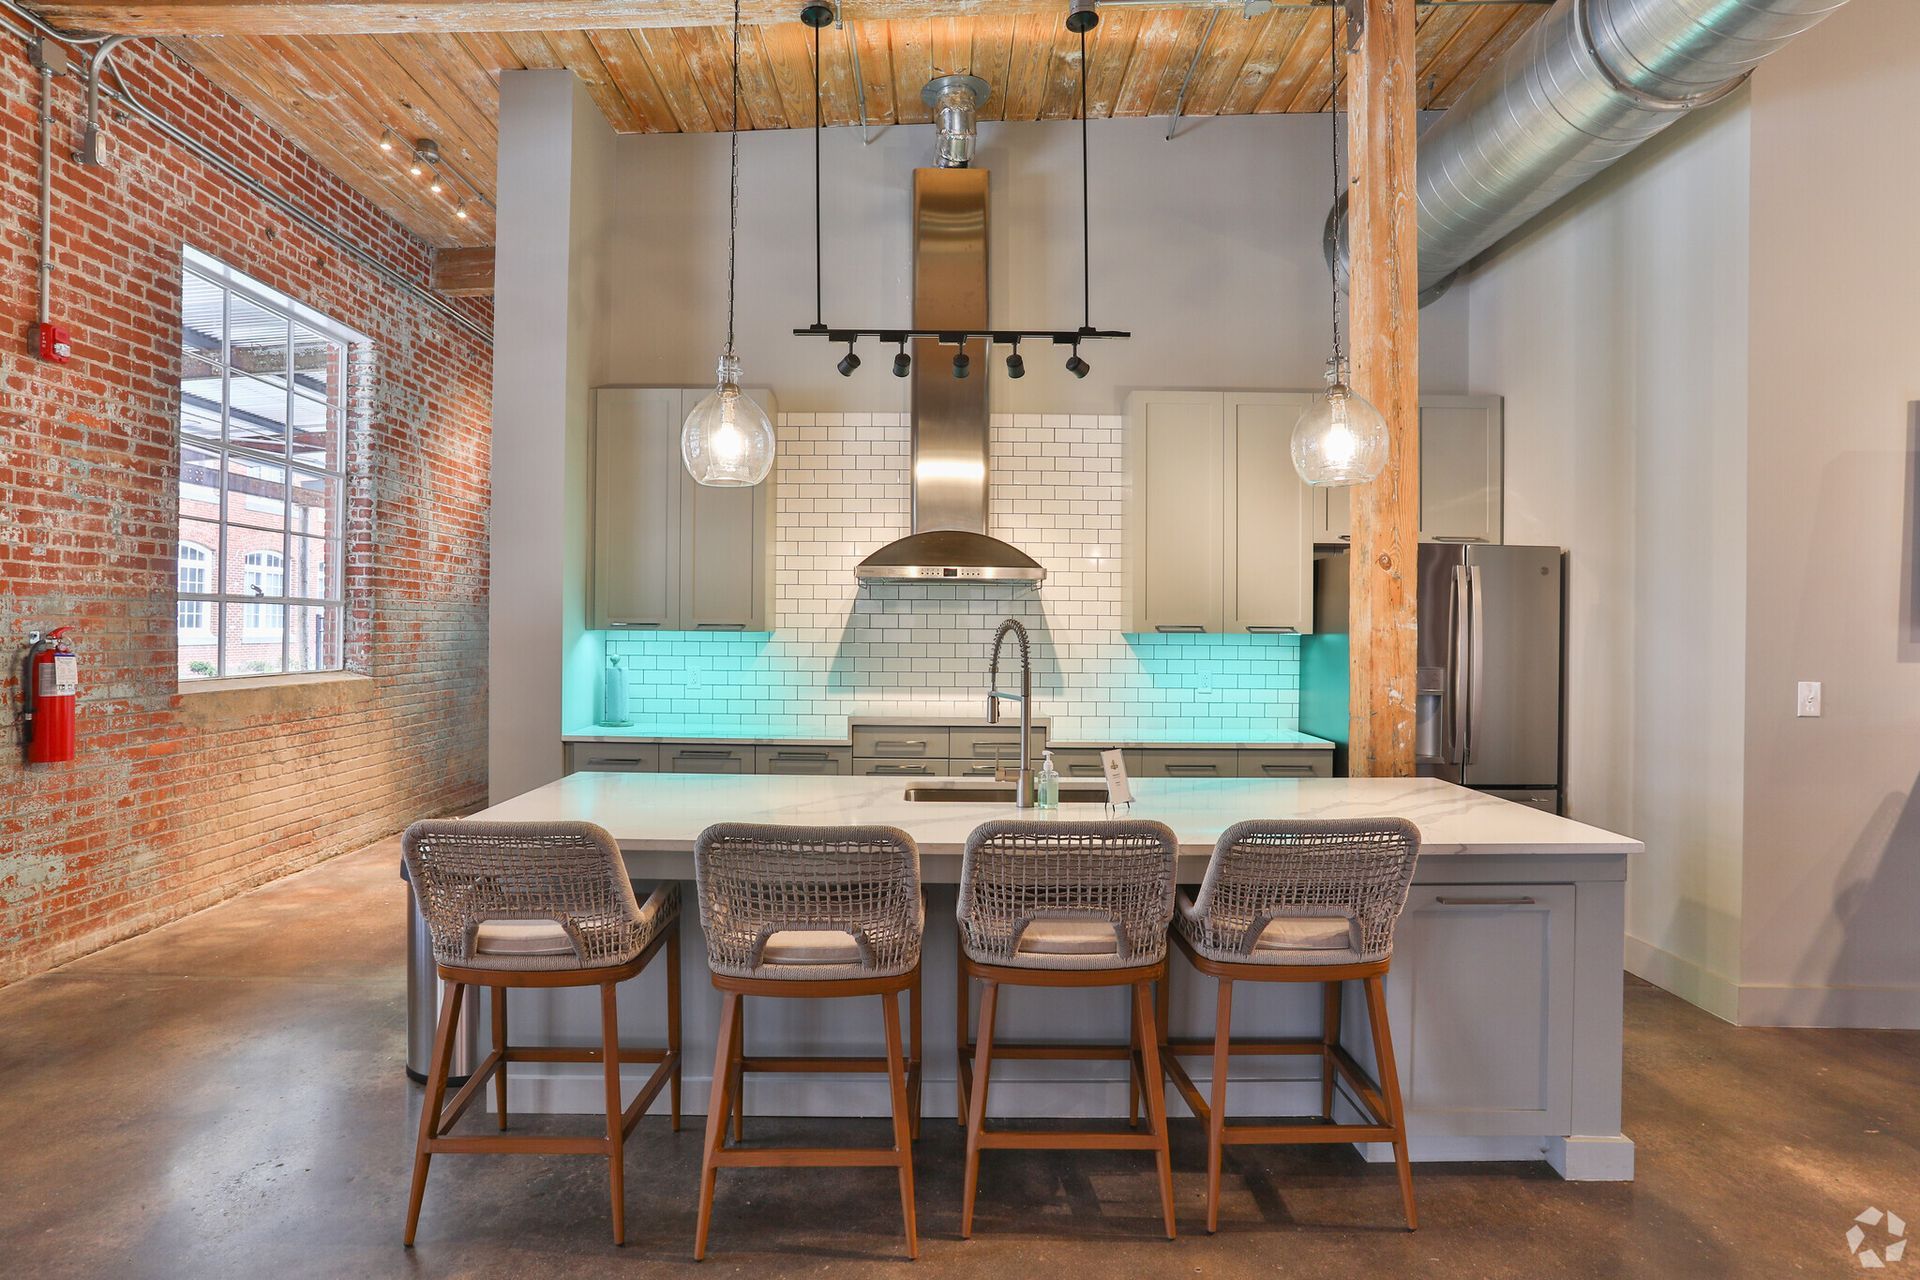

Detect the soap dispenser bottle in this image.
[1035,751,1060,810]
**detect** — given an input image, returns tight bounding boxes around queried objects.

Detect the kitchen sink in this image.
[902,783,1110,803]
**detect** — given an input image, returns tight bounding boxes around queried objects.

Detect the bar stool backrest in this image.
[958,819,1180,968]
[402,819,650,971]
[694,823,924,979]
[1191,818,1422,964]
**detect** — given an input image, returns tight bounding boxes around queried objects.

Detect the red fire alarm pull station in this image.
[29,322,72,363]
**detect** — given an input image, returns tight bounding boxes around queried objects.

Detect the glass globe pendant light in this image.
[1292,2,1388,489]
[683,0,775,487]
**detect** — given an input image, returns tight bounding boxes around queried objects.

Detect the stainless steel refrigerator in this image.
[1300,544,1565,813]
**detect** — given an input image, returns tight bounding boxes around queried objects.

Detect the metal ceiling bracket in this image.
[1164,6,1221,141]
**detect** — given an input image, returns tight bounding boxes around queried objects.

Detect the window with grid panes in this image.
[175,251,359,681]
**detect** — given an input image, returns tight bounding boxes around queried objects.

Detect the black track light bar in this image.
[794,326,1128,345]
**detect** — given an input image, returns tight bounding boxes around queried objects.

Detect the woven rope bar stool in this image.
[1163,817,1422,1233]
[691,823,924,1261]
[954,818,1180,1240]
[400,820,682,1248]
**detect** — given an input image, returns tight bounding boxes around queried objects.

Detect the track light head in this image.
[408,162,423,177]
[1066,0,1100,34]
[455,201,469,220]
[952,351,971,380]
[429,171,444,194]
[892,345,911,377]
[1005,345,1025,379]
[837,343,861,377]
[798,0,837,28]
[1065,347,1090,379]
[378,131,394,152]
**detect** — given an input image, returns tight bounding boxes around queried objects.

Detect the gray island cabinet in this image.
[454,773,1640,1181]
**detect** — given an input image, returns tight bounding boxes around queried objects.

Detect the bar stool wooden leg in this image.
[1322,979,1342,1119]
[881,990,919,1259]
[1361,975,1417,1231]
[666,920,683,1132]
[907,973,923,1140]
[405,980,464,1247]
[695,990,741,1261]
[599,982,627,1246]
[960,978,999,1240]
[1134,979,1177,1240]
[492,987,509,1130]
[730,997,746,1143]
[1206,977,1233,1233]
[1127,985,1142,1128]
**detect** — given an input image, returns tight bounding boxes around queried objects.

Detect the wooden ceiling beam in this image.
[432,246,494,296]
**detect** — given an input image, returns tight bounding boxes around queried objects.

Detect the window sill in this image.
[177,669,374,723]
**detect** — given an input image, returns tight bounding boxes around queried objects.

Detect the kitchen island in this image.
[448,774,1642,1180]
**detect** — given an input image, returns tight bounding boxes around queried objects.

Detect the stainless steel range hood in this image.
[856,78,1045,588]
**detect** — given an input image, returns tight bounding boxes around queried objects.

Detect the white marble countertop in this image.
[474,774,1642,869]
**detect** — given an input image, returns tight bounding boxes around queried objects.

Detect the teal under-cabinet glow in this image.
[571,625,1305,742]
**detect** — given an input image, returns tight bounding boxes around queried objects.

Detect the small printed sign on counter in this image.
[1101,748,1134,806]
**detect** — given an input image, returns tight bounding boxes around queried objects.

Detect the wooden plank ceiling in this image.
[152,3,1545,251]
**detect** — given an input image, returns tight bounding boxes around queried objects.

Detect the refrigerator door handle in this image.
[1466,562,1487,768]
[1450,565,1471,766]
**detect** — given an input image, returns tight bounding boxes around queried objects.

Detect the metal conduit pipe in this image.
[1328,0,1851,304]
[0,0,493,346]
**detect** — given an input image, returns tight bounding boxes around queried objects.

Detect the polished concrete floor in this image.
[2,839,1915,1279]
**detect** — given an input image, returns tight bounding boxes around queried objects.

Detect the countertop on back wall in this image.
[561,707,1335,752]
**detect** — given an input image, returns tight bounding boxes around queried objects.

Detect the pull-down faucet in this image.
[987,617,1034,808]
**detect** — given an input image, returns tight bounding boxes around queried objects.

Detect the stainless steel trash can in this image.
[404,862,479,1085]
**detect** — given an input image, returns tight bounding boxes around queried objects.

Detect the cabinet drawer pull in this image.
[1155,624,1206,633]
[769,751,831,761]
[1068,765,1105,777]
[592,758,649,766]
[1245,625,1298,634]
[1260,763,1313,775]
[871,763,933,775]
[675,750,739,760]
[610,621,661,629]
[1338,535,1352,543]
[1434,896,1537,907]
[1164,763,1221,775]
[695,622,747,630]
[874,739,929,752]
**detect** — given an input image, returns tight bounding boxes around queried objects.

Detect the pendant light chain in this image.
[1326,1,1345,377]
[725,0,742,358]
[1080,26,1092,334]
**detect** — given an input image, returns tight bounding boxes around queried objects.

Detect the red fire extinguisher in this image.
[24,626,78,765]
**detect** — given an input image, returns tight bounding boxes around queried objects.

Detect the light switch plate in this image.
[1797,681,1822,717]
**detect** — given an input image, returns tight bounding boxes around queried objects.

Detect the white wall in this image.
[1740,0,1920,1027]
[1464,96,1754,1020]
[597,113,1471,412]
[489,72,617,803]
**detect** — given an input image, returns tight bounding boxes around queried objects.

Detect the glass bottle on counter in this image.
[1035,751,1060,810]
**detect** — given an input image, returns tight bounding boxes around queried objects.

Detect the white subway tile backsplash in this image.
[603,413,1302,741]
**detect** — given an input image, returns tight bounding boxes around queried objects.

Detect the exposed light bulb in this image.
[682,351,775,486]
[429,172,444,194]
[409,162,423,177]
[379,136,394,152]
[1291,363,1389,486]
[455,202,469,220]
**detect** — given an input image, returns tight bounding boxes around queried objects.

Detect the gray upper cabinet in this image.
[1124,390,1314,635]
[1123,390,1225,633]
[1223,392,1315,635]
[1313,394,1504,546]
[592,388,680,630]
[591,386,776,632]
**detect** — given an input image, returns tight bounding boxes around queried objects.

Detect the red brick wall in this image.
[0,32,492,982]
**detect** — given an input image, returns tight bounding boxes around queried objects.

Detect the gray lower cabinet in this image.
[661,743,752,774]
[591,386,776,633]
[754,745,852,775]
[566,742,661,773]
[1238,749,1334,779]
[1139,748,1239,778]
[1046,748,1131,780]
[1383,884,1575,1135]
[851,726,950,762]
[1315,394,1504,547]
[855,759,943,778]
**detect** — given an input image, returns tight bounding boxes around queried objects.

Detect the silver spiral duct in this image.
[1336,0,1851,303]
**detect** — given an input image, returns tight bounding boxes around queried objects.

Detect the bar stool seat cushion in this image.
[761,929,867,966]
[1014,919,1121,957]
[474,919,575,956]
[1255,915,1357,953]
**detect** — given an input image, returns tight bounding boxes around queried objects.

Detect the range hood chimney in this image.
[855,77,1046,588]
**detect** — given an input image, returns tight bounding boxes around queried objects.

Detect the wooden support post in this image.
[1345,0,1420,778]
